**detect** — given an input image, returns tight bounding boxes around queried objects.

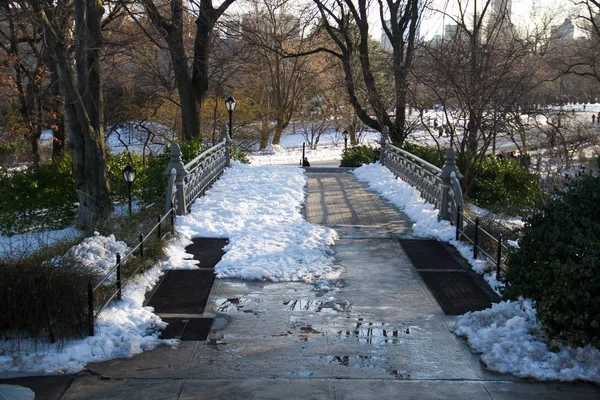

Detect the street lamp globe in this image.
[225,96,236,112]
[122,164,136,216]
[122,164,136,184]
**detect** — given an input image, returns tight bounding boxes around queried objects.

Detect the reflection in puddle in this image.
[284,299,323,311]
[216,297,258,315]
[284,298,351,313]
[335,320,408,344]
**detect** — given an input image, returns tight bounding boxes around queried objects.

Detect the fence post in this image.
[474,217,480,259]
[116,253,122,301]
[170,206,175,227]
[496,234,503,277]
[87,280,94,336]
[456,204,461,241]
[139,233,144,257]
[157,213,162,239]
[221,123,231,168]
[439,148,461,221]
[379,127,389,166]
[164,144,188,215]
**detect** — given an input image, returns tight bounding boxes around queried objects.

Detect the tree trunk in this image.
[31,0,112,228]
[259,117,270,149]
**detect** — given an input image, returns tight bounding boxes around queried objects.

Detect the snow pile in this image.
[454,299,600,383]
[0,252,172,377]
[62,232,129,282]
[166,163,341,282]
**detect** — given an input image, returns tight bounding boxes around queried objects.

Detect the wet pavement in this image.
[8,168,600,399]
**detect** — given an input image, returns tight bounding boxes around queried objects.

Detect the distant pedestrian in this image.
[592,114,595,124]
[437,126,443,138]
[302,157,311,167]
[597,112,600,124]
[433,119,438,129]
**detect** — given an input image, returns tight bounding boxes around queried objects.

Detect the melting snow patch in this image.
[166,163,341,282]
[454,298,600,383]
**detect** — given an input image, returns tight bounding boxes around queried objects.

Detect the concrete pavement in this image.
[5,167,600,399]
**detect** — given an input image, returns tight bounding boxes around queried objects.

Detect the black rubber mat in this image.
[184,238,229,269]
[399,239,463,270]
[418,271,494,315]
[161,318,213,341]
[147,270,215,314]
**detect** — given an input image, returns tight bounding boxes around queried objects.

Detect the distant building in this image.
[491,0,512,20]
[551,18,574,42]
[444,24,458,40]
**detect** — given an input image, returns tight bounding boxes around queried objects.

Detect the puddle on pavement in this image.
[334,319,408,344]
[284,299,323,311]
[216,297,259,315]
[284,298,351,313]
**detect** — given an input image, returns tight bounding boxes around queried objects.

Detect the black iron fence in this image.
[455,205,509,278]
[87,207,175,336]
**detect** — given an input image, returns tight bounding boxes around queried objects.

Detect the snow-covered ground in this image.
[164,163,340,282]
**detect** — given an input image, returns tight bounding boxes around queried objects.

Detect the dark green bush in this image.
[401,142,445,168]
[468,157,541,215]
[0,256,94,347]
[503,173,600,348]
[232,146,250,164]
[0,155,77,235]
[340,145,380,167]
[106,152,145,203]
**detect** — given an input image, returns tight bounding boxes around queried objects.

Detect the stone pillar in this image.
[221,123,231,168]
[439,147,462,221]
[379,127,389,166]
[165,143,188,215]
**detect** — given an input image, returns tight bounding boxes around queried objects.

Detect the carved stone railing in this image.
[379,129,463,226]
[165,126,231,215]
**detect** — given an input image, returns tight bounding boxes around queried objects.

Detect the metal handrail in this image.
[384,143,443,208]
[87,207,175,336]
[456,209,509,278]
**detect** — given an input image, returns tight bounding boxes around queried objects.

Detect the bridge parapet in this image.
[380,129,463,228]
[165,127,231,215]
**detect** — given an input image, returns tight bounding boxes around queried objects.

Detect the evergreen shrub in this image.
[503,173,600,348]
[468,157,541,215]
[400,142,445,168]
[340,145,379,167]
[0,155,77,235]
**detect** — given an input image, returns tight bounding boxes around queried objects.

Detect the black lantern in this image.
[225,96,236,139]
[122,164,136,216]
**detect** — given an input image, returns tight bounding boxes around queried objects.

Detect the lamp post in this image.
[343,129,348,150]
[225,96,236,139]
[122,164,136,216]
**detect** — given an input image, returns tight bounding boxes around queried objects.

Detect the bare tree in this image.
[136,0,235,141]
[414,0,546,193]
[312,0,423,144]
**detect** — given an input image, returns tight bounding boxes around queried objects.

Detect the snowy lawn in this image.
[165,163,341,282]
[353,162,600,384]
